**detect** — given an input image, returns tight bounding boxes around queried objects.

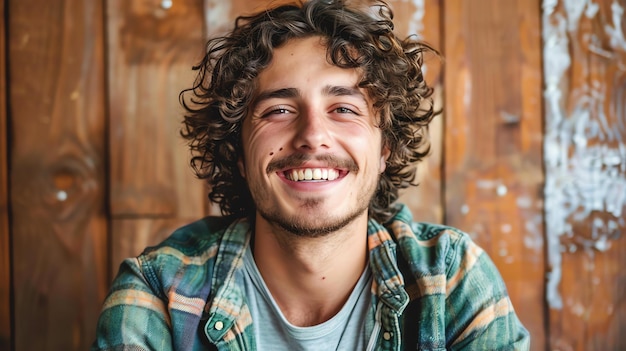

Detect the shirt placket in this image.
[367,219,410,351]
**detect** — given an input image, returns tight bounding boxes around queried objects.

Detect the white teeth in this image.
[328,169,338,180]
[286,168,340,181]
[312,168,322,180]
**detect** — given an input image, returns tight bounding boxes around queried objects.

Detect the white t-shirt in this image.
[242,246,373,350]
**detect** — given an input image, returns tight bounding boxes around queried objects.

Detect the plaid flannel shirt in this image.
[92,204,530,350]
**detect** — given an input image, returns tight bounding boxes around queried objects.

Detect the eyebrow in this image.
[253,85,367,106]
[254,88,300,104]
[322,85,366,102]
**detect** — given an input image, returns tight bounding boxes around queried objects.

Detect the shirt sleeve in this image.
[91,257,174,351]
[444,232,530,351]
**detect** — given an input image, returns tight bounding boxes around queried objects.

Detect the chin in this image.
[258,202,368,238]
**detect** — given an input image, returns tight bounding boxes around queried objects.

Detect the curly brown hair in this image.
[180,0,439,223]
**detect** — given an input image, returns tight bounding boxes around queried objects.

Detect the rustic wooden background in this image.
[1,0,625,350]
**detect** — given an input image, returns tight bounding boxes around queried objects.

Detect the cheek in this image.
[241,124,287,174]
[355,130,386,173]
[251,121,293,147]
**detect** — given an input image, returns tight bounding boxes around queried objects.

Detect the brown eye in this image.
[333,106,359,115]
[262,107,292,118]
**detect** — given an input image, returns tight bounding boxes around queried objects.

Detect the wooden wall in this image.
[443,0,547,347]
[1,0,624,350]
[8,1,108,349]
[543,0,626,348]
[1,0,9,349]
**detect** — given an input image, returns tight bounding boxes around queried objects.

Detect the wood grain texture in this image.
[391,0,444,224]
[107,0,207,217]
[8,0,108,349]
[3,0,623,349]
[542,0,626,349]
[443,0,546,348]
[0,0,11,349]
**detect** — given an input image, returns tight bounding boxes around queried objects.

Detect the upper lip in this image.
[278,163,345,172]
[266,153,358,175]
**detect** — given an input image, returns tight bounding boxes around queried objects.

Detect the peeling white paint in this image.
[501,223,512,233]
[205,0,231,35]
[476,179,497,189]
[161,0,173,10]
[542,0,626,309]
[475,179,509,197]
[408,0,425,38]
[496,184,508,197]
[606,1,626,51]
[524,214,544,254]
[461,204,470,215]
[563,0,588,31]
[516,196,533,209]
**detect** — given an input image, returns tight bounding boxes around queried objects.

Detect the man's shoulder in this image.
[388,205,483,276]
[389,204,472,247]
[136,216,242,276]
[395,221,476,262]
[144,215,236,255]
[124,215,244,299]
[410,221,465,240]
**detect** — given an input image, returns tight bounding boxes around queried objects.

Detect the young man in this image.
[93,0,530,350]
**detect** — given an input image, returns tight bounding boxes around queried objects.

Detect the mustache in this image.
[266,153,359,174]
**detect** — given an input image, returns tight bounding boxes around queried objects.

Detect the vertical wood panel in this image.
[8,0,108,349]
[392,0,444,224]
[107,0,207,217]
[0,0,11,349]
[5,0,624,349]
[542,0,626,349]
[106,0,210,279]
[443,0,546,348]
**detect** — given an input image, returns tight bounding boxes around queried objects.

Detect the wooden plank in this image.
[8,0,108,349]
[542,0,626,349]
[107,0,208,217]
[443,0,546,348]
[0,0,11,349]
[391,0,443,224]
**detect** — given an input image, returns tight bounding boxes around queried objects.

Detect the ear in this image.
[379,145,390,173]
[237,157,246,179]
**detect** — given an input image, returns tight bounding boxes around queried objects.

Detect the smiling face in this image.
[239,36,389,237]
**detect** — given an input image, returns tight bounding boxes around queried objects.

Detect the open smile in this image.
[283,168,345,181]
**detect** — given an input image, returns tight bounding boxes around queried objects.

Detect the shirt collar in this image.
[366,204,411,313]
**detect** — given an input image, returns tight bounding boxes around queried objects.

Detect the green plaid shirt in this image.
[92,204,529,350]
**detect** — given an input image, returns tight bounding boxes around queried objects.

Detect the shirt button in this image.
[214,321,224,331]
[383,331,392,340]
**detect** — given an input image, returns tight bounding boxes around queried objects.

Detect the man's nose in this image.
[292,109,332,152]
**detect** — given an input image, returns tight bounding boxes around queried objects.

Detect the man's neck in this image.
[251,212,369,327]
